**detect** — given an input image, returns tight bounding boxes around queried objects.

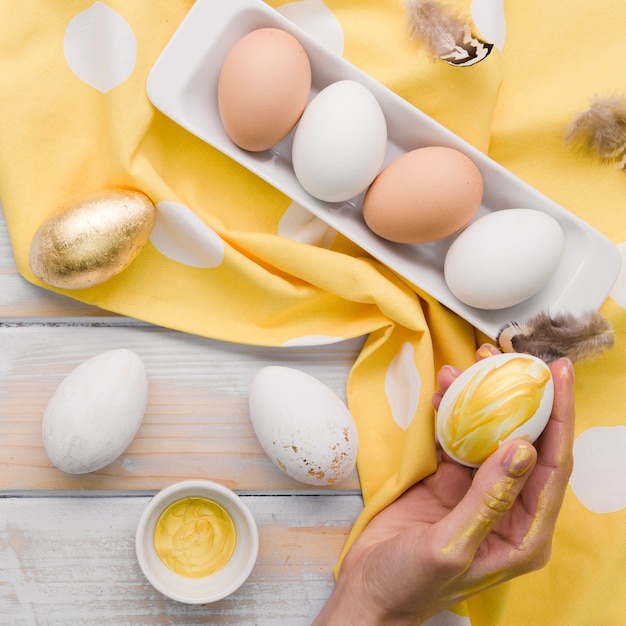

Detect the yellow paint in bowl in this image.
[135,479,259,604]
[154,496,236,578]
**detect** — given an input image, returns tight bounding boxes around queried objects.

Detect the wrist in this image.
[313,574,424,626]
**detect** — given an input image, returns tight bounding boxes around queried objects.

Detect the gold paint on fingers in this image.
[440,476,519,557]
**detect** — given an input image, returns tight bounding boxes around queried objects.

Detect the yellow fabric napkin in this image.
[0,1,624,624]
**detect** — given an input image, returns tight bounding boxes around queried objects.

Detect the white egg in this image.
[436,353,554,467]
[444,208,565,309]
[248,366,358,485]
[42,349,148,474]
[291,79,387,202]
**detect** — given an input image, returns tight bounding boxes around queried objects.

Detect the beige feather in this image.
[405,0,493,66]
[497,311,615,364]
[565,94,626,165]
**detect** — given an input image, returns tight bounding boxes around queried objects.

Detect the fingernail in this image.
[565,358,575,385]
[442,364,462,377]
[478,343,499,359]
[505,443,536,477]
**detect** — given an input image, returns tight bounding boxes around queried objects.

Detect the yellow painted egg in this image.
[436,353,553,467]
[218,28,312,151]
[29,189,156,290]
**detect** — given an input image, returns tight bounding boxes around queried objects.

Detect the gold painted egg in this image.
[29,189,156,289]
[436,353,554,467]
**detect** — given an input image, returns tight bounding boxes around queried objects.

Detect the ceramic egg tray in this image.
[146,0,621,340]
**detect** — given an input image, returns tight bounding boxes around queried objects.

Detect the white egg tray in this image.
[146,0,621,339]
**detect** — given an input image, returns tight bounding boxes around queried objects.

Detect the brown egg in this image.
[362,146,483,244]
[29,189,156,290]
[217,28,312,152]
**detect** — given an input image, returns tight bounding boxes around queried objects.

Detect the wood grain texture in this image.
[0,325,364,492]
[0,494,363,625]
[1,199,368,624]
[1,200,365,493]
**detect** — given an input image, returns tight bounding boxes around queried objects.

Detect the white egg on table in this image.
[248,366,358,485]
[436,353,554,467]
[444,208,565,310]
[42,348,149,474]
[291,79,387,202]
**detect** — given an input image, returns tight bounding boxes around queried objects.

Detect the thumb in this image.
[437,440,537,561]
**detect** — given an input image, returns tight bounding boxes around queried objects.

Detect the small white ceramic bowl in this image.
[135,479,259,604]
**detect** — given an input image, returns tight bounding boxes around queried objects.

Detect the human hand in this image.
[314,345,575,625]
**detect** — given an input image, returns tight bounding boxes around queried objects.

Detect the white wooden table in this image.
[0,200,366,625]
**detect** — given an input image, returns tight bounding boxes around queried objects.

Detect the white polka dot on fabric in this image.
[150,201,225,268]
[570,426,626,513]
[281,335,346,347]
[470,0,506,50]
[423,610,472,626]
[278,201,337,248]
[277,0,345,55]
[608,242,626,309]
[385,342,421,431]
[64,2,137,93]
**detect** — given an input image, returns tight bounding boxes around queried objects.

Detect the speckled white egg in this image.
[42,349,148,474]
[444,208,565,309]
[248,366,358,485]
[436,353,553,467]
[291,79,387,202]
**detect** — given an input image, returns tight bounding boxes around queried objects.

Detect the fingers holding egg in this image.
[433,344,501,410]
[436,353,554,468]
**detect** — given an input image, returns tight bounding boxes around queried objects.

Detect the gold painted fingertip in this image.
[505,443,536,477]
[477,343,500,359]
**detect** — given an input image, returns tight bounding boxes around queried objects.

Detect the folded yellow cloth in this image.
[0,1,624,624]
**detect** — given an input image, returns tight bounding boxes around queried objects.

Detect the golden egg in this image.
[29,189,156,290]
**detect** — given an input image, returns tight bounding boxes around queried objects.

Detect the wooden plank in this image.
[0,494,363,625]
[0,325,364,492]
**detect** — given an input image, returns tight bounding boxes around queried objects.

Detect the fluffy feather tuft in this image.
[405,0,493,66]
[564,94,626,164]
[496,310,614,364]
[406,0,467,57]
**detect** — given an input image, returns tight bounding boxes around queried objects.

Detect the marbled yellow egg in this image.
[29,189,156,289]
[436,353,553,467]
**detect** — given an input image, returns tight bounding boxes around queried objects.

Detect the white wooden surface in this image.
[0,201,365,625]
